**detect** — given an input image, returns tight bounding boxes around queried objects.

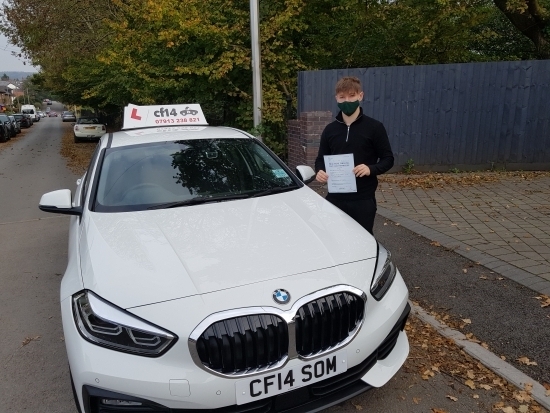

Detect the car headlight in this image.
[73,290,177,357]
[370,243,397,301]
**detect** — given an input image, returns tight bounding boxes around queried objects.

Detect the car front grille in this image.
[294,292,365,357]
[195,314,288,374]
[190,287,366,377]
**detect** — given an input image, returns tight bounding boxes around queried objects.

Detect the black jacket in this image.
[315,108,394,200]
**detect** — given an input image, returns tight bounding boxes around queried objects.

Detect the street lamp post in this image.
[250,0,262,136]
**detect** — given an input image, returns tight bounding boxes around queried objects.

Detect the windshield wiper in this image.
[147,193,252,210]
[250,185,300,198]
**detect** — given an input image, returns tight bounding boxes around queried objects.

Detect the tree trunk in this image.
[493,0,550,59]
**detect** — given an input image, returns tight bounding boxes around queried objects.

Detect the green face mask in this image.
[337,100,360,116]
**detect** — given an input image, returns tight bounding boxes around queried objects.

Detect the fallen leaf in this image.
[21,335,41,346]
[513,391,532,403]
[462,269,468,273]
[467,370,475,379]
[518,406,528,413]
[500,355,506,360]
[465,379,476,389]
[446,395,458,402]
[413,397,421,404]
[462,318,472,324]
[430,241,441,247]
[473,394,479,399]
[516,357,537,366]
[479,384,492,390]
[479,275,488,280]
[500,407,515,413]
[481,342,489,349]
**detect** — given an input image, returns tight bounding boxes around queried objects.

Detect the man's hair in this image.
[335,77,362,94]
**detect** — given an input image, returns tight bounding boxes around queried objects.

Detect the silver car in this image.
[61,111,77,122]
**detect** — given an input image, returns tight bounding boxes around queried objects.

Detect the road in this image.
[0,112,545,412]
[0,106,77,412]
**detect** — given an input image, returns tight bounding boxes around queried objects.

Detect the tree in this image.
[1,0,547,155]
[492,0,550,58]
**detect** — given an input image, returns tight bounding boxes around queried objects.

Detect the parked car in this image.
[22,104,40,122]
[0,114,16,138]
[73,117,106,142]
[13,113,32,128]
[0,115,10,142]
[8,115,21,134]
[61,111,76,122]
[38,104,410,413]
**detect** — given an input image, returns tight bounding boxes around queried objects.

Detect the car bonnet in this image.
[78,186,378,309]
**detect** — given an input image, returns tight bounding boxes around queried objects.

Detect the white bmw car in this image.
[39,105,410,413]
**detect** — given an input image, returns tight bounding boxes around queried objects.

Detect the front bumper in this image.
[63,274,410,412]
[76,304,410,413]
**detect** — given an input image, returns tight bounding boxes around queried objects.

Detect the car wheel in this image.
[74,134,80,143]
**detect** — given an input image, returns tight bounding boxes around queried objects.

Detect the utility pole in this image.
[250,0,262,136]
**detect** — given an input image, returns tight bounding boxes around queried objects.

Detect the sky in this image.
[0,34,38,73]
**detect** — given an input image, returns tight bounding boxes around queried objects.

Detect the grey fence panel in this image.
[296,60,550,170]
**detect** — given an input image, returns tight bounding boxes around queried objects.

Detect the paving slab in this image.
[376,173,550,296]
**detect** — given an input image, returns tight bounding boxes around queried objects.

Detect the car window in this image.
[78,118,99,124]
[93,139,296,212]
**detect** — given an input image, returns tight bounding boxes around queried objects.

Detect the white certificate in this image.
[324,154,357,193]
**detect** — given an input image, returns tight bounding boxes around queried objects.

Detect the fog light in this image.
[102,399,142,406]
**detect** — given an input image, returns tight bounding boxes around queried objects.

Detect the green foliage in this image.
[449,167,461,173]
[1,0,548,152]
[403,159,415,174]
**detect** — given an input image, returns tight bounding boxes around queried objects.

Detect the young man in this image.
[315,76,394,235]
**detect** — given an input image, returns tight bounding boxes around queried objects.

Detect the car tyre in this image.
[74,134,80,143]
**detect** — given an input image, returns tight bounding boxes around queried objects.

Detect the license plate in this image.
[235,351,347,405]
[84,127,96,130]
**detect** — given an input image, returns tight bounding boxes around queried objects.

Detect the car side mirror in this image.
[295,165,316,184]
[39,189,82,216]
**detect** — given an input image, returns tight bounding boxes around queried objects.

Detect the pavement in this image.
[375,173,550,296]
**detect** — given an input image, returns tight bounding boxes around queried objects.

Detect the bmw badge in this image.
[273,289,290,304]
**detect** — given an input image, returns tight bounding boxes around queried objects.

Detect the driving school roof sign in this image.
[122,103,208,130]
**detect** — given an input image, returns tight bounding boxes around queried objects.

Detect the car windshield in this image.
[78,118,99,124]
[93,138,298,212]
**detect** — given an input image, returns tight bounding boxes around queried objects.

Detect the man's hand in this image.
[353,164,371,177]
[316,170,329,183]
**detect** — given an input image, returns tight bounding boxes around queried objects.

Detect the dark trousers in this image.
[326,195,377,235]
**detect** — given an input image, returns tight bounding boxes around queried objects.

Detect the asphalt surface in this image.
[0,112,546,412]
[0,106,78,412]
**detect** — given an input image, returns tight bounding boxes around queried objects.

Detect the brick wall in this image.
[287,111,332,173]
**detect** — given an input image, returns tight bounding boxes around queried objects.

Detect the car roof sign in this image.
[122,103,208,130]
